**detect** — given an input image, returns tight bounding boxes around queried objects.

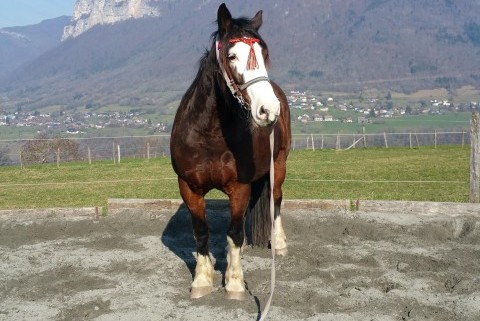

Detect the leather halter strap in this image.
[215,37,270,109]
[238,76,270,91]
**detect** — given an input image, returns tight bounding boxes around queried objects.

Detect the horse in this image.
[170,3,291,300]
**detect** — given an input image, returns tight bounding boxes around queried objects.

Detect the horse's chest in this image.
[172,119,271,186]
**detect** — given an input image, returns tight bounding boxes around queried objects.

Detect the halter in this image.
[215,37,271,110]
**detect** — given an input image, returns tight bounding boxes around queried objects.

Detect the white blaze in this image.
[228,41,280,126]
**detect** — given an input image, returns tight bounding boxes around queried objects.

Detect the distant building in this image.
[358,116,369,125]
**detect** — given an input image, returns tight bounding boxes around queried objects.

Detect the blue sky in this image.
[0,0,76,28]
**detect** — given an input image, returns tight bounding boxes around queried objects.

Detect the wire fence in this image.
[293,130,470,150]
[0,130,471,167]
[0,135,171,166]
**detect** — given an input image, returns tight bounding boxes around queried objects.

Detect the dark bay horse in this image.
[170,3,291,300]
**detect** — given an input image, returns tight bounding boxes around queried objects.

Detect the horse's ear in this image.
[217,3,232,37]
[250,10,263,31]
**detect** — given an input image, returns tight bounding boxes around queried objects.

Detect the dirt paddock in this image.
[1,199,479,321]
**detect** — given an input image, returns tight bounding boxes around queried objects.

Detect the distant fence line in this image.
[293,130,470,151]
[0,131,472,167]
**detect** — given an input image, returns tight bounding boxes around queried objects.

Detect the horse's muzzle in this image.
[253,102,280,127]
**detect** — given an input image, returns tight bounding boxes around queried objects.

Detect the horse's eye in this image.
[227,54,236,61]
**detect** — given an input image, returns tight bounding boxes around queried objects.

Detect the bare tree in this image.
[0,147,11,165]
[21,134,50,164]
[21,134,81,164]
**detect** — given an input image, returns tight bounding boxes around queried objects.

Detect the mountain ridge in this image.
[1,0,480,112]
[0,16,70,79]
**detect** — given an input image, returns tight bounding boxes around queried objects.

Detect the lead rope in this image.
[259,129,276,321]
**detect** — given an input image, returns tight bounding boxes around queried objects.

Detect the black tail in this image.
[246,174,271,247]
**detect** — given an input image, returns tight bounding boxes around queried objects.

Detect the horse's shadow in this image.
[161,200,230,278]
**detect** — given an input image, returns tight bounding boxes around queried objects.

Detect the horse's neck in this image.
[195,54,235,119]
[186,49,251,139]
[188,54,220,118]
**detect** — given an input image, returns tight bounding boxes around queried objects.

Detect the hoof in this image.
[190,286,213,299]
[225,291,245,301]
[275,247,288,256]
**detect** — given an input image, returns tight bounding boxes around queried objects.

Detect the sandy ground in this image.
[1,200,480,321]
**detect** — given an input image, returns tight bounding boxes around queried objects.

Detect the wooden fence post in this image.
[434,130,437,149]
[383,132,388,148]
[117,144,121,164]
[470,112,480,203]
[87,146,92,165]
[311,134,315,151]
[362,126,366,148]
[112,142,116,164]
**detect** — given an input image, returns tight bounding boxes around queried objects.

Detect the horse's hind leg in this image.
[273,205,287,256]
[225,183,250,300]
[178,179,214,299]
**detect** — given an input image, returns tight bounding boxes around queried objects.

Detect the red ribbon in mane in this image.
[229,37,261,70]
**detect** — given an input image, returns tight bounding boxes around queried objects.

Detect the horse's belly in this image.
[173,142,271,191]
[173,150,236,188]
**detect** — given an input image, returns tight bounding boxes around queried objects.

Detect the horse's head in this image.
[215,3,280,127]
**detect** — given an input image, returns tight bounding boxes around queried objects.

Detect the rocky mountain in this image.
[62,0,161,40]
[1,0,480,112]
[0,17,70,78]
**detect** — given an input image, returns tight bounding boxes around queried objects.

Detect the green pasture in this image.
[1,110,473,139]
[0,146,471,210]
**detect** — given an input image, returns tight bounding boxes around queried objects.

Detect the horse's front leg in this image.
[178,179,214,299]
[225,183,250,300]
[273,149,288,256]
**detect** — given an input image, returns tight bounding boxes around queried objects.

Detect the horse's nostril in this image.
[259,106,267,115]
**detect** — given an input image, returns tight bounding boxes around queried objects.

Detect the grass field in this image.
[0,146,471,210]
[1,112,470,140]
